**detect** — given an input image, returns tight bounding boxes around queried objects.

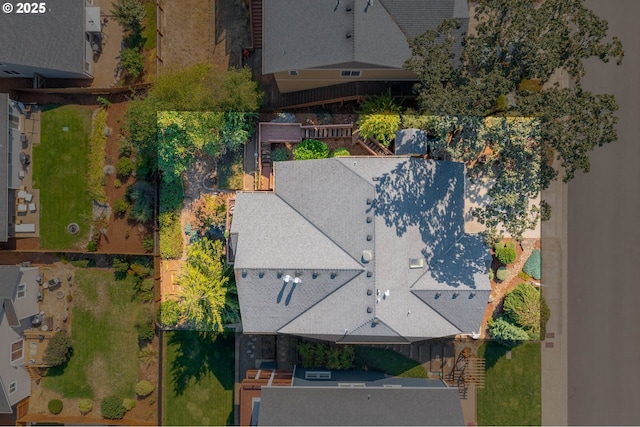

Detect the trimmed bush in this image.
[523,249,541,280]
[271,147,290,162]
[101,396,125,420]
[293,139,329,160]
[70,260,90,268]
[122,398,136,411]
[497,246,517,265]
[331,147,351,157]
[87,241,98,252]
[120,47,144,79]
[48,399,63,415]
[489,317,530,347]
[355,114,400,147]
[496,266,508,282]
[78,399,93,415]
[297,342,355,370]
[142,236,154,253]
[113,257,130,280]
[135,380,155,398]
[43,331,73,366]
[136,321,155,342]
[114,178,122,188]
[113,199,129,217]
[488,269,494,281]
[158,300,181,327]
[116,157,135,177]
[518,271,531,281]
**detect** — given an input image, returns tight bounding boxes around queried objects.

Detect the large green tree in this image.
[177,238,230,332]
[404,0,623,240]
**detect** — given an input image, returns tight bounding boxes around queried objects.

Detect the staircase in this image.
[448,348,485,398]
[249,0,262,49]
[26,366,42,384]
[355,136,394,156]
[301,124,353,140]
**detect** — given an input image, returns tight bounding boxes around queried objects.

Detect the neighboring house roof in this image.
[258,386,464,426]
[231,157,491,342]
[263,0,469,74]
[0,94,8,243]
[0,0,87,76]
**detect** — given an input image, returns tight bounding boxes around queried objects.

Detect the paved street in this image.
[567,0,640,424]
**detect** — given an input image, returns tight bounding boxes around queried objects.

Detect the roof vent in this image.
[435,292,441,299]
[409,258,424,269]
[242,271,247,278]
[371,317,379,326]
[293,277,302,285]
[283,275,292,283]
[346,33,352,39]
[367,289,373,296]
[469,292,476,298]
[367,307,372,313]
[258,272,264,278]
[366,271,372,277]
[331,272,337,279]
[366,217,372,223]
[312,272,318,279]
[366,235,372,241]
[362,250,373,263]
[277,272,282,279]
[366,198,372,205]
[453,292,459,299]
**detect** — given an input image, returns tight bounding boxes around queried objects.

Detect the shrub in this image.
[116,157,135,177]
[497,246,517,265]
[122,398,136,411]
[293,139,329,160]
[48,399,63,415]
[496,266,508,282]
[113,199,129,217]
[297,343,354,370]
[142,236,154,253]
[97,96,111,109]
[271,147,290,162]
[355,113,401,147]
[66,294,73,302]
[118,136,135,157]
[160,212,183,259]
[78,399,93,415]
[494,94,509,112]
[44,331,73,366]
[114,178,122,188]
[120,47,144,79]
[523,249,541,280]
[87,241,98,252]
[489,317,531,347]
[101,396,126,420]
[112,257,130,280]
[488,269,494,281]
[70,260,90,268]
[331,147,351,157]
[517,79,543,92]
[136,321,155,342]
[126,180,155,223]
[135,380,155,398]
[191,194,227,232]
[111,0,146,32]
[518,271,531,281]
[158,300,181,327]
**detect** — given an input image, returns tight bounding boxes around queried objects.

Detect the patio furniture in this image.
[17,204,27,213]
[17,190,27,198]
[15,223,35,233]
[29,203,36,212]
[24,193,33,202]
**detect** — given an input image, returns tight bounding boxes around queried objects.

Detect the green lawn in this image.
[44,268,151,400]
[34,105,93,249]
[477,342,541,426]
[163,331,234,426]
[353,346,428,378]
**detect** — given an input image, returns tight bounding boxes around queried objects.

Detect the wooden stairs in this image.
[355,136,394,156]
[249,0,262,49]
[447,348,486,399]
[301,124,354,139]
[26,366,42,384]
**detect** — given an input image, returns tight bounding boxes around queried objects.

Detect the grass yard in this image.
[44,268,151,400]
[163,331,234,426]
[34,105,93,249]
[353,346,428,378]
[142,0,157,51]
[217,148,244,190]
[477,342,541,426]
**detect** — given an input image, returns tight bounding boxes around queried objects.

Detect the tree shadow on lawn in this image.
[168,330,234,396]
[481,340,511,370]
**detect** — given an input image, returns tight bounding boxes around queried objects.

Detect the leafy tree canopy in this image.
[403,0,623,241]
[111,0,145,33]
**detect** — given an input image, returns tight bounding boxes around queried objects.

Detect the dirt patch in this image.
[86,357,111,401]
[158,0,250,71]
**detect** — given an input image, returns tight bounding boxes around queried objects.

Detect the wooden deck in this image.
[239,369,293,426]
[249,0,262,49]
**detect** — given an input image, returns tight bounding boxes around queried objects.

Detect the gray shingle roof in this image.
[0,94,8,242]
[263,0,468,74]
[258,386,464,426]
[0,266,20,299]
[232,157,490,341]
[0,0,86,76]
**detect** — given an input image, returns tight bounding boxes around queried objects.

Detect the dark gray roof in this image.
[0,378,11,414]
[0,94,7,242]
[0,0,86,76]
[395,128,430,155]
[263,0,469,74]
[293,367,448,387]
[0,266,20,299]
[258,386,464,426]
[232,157,490,340]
